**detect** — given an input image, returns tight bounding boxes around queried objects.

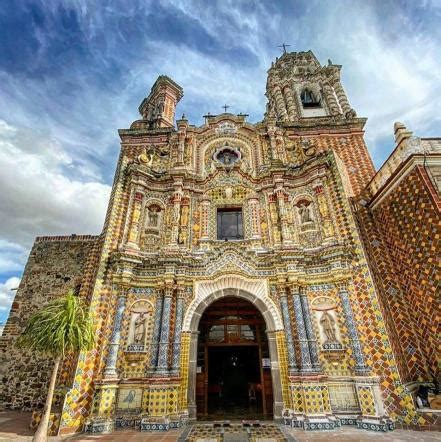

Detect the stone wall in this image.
[0,235,99,411]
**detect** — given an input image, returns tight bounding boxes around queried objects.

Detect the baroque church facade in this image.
[1,51,440,435]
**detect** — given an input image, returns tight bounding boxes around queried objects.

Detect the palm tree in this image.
[17,292,95,442]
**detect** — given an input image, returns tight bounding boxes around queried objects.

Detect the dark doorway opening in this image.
[207,346,262,418]
[196,296,274,420]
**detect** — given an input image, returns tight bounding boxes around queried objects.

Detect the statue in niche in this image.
[320,311,337,342]
[133,312,147,344]
[147,205,160,228]
[299,203,313,223]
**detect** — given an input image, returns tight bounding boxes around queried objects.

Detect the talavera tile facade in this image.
[0,50,439,435]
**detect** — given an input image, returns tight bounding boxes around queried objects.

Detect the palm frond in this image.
[17,291,95,357]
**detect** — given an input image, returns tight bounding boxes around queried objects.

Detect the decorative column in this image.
[273,86,289,120]
[300,290,321,372]
[333,81,351,115]
[323,84,340,116]
[314,183,335,240]
[199,198,210,242]
[171,287,185,372]
[276,189,291,245]
[292,287,313,373]
[278,286,298,372]
[267,123,280,163]
[339,285,369,375]
[268,194,281,246]
[169,191,182,246]
[126,191,144,249]
[103,288,128,378]
[176,118,188,165]
[178,196,190,245]
[248,196,262,242]
[150,293,164,370]
[156,284,174,372]
[283,86,298,121]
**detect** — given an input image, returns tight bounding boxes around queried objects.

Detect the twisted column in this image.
[156,285,174,372]
[273,86,288,121]
[103,288,127,378]
[292,289,313,372]
[150,293,164,369]
[339,286,369,375]
[300,290,321,372]
[278,286,298,372]
[171,288,185,371]
[333,81,351,115]
[283,86,298,120]
[323,84,340,116]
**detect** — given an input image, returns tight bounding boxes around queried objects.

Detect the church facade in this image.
[1,51,439,435]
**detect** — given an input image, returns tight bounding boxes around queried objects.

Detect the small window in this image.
[217,208,243,240]
[301,89,321,108]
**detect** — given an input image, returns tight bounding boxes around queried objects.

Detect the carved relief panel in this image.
[126,300,154,352]
[311,296,345,362]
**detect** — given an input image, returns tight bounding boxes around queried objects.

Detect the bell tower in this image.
[138,75,183,128]
[265,50,357,123]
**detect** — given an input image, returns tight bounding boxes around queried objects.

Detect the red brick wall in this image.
[356,165,440,385]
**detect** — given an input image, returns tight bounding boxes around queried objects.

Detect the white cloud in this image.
[0,120,110,275]
[0,0,439,292]
[0,276,21,313]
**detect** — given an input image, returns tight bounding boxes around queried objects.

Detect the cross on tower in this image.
[277,43,291,54]
[222,104,230,113]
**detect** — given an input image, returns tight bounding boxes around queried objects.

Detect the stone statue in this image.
[149,208,159,227]
[299,204,313,223]
[133,313,147,344]
[320,311,337,342]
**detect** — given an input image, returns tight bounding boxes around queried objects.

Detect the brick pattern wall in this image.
[356,165,440,385]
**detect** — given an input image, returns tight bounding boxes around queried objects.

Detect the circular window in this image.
[214,146,241,166]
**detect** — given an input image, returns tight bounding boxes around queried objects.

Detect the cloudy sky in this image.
[0,0,440,322]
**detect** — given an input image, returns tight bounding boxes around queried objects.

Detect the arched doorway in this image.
[196,296,274,419]
[184,281,284,420]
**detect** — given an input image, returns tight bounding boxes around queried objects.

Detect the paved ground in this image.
[1,411,440,441]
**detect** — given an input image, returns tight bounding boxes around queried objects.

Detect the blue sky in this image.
[0,0,440,322]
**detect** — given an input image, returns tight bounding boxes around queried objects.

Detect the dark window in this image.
[217,208,243,240]
[301,89,321,108]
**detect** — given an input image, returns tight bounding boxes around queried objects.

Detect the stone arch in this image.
[183,275,283,332]
[184,275,284,419]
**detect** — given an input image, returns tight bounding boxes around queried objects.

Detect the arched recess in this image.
[183,275,285,419]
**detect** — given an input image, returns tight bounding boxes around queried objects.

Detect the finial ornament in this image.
[277,43,291,54]
[222,104,230,113]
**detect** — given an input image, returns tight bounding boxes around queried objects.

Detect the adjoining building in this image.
[1,50,439,435]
